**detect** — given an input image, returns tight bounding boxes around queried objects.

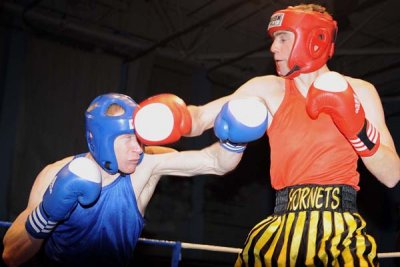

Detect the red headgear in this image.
[267,8,337,79]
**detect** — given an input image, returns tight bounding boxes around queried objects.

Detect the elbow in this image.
[3,249,18,267]
[213,153,242,176]
[383,178,400,189]
[205,143,243,176]
[380,173,400,188]
[213,163,236,176]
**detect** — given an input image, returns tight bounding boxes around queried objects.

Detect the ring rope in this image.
[139,237,241,253]
[1,220,399,258]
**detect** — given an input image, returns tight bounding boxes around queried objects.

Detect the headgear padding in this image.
[85,93,137,174]
[268,7,337,79]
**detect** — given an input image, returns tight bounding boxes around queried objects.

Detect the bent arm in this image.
[356,81,400,187]
[2,157,72,267]
[2,210,44,267]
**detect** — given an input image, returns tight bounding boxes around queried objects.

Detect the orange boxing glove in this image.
[133,94,192,145]
[306,71,380,157]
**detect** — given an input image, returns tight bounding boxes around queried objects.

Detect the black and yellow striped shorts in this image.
[235,184,379,267]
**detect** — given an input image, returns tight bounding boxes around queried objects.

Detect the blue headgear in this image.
[85,93,139,174]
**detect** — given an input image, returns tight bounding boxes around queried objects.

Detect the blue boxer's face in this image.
[114,134,143,174]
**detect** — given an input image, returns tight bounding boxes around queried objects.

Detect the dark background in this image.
[1,0,400,266]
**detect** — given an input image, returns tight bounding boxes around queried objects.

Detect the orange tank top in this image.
[267,79,360,190]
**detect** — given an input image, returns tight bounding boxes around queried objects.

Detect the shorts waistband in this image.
[274,184,357,214]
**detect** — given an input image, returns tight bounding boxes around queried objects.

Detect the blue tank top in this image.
[44,155,144,267]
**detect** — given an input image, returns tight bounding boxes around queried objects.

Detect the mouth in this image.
[128,158,140,164]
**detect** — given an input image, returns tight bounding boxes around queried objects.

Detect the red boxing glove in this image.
[133,94,192,145]
[306,71,380,157]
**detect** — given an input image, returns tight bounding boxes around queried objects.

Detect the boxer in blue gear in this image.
[3,92,264,267]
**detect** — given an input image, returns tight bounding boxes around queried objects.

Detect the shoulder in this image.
[43,156,75,177]
[26,156,75,208]
[345,75,382,108]
[235,75,285,101]
[344,75,384,123]
[239,75,283,91]
[345,76,378,99]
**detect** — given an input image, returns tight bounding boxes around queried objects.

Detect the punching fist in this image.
[133,94,192,145]
[306,71,380,157]
[26,157,101,239]
[215,97,268,152]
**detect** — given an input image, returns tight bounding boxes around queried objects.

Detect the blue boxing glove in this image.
[214,97,268,152]
[26,157,101,239]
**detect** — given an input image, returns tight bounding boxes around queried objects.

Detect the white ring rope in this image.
[139,238,241,253]
[138,238,400,258]
[378,252,400,258]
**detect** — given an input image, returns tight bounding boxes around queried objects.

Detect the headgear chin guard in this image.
[85,93,140,174]
[267,7,337,79]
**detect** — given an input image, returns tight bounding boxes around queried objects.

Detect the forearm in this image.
[152,143,242,177]
[187,105,214,136]
[3,210,44,267]
[362,144,400,188]
[205,142,243,175]
[187,95,236,137]
[186,143,241,176]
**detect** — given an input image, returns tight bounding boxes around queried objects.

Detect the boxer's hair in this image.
[289,4,330,15]
[106,103,125,116]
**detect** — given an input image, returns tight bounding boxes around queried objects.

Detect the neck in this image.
[293,65,330,96]
[86,152,120,186]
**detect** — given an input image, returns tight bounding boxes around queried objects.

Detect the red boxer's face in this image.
[270,30,295,76]
[114,134,143,174]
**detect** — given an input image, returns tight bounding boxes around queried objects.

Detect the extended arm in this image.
[187,94,234,137]
[150,142,243,177]
[187,75,279,137]
[151,96,268,176]
[133,142,243,215]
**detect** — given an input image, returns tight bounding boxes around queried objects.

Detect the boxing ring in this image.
[1,220,400,266]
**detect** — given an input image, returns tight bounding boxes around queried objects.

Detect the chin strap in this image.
[283,65,300,78]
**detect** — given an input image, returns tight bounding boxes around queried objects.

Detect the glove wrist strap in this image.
[349,119,380,157]
[25,203,58,239]
[219,140,247,153]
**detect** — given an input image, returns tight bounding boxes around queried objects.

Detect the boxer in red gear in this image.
[184,3,400,267]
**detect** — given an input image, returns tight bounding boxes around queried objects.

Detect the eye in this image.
[278,36,287,43]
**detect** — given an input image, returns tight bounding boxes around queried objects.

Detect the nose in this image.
[128,136,143,154]
[133,143,143,154]
[270,39,278,54]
